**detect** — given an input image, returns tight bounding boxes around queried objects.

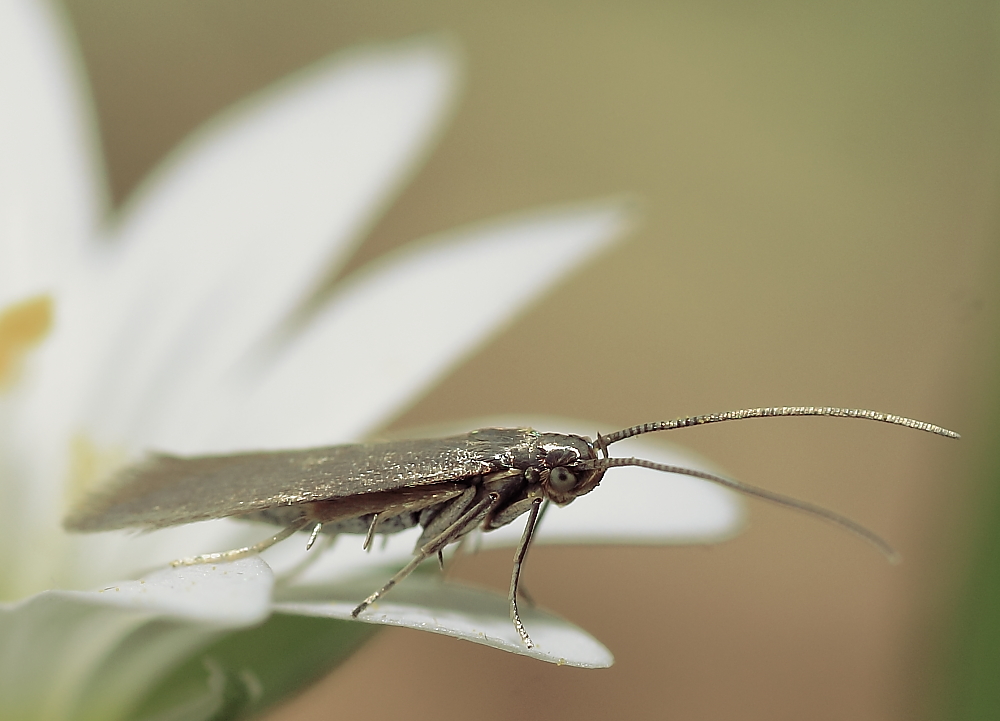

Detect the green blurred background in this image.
[60,1,997,719]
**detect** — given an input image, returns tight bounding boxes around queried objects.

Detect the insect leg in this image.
[352,492,502,618]
[514,499,549,608]
[171,516,312,566]
[491,506,541,603]
[363,513,379,552]
[509,497,544,648]
[483,495,547,606]
[305,522,323,550]
[413,485,477,548]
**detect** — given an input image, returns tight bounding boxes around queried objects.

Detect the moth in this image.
[65,406,958,648]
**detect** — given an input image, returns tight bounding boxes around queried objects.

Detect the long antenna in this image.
[579,456,900,561]
[601,406,960,446]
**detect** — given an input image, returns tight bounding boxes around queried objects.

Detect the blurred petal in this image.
[0,0,103,307]
[81,39,459,450]
[202,200,634,451]
[5,39,459,591]
[274,571,614,668]
[0,559,272,720]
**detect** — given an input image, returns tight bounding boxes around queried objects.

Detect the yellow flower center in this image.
[0,295,53,389]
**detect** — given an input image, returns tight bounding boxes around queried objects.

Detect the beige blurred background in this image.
[63,1,997,719]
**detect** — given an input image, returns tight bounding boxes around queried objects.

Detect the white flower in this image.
[0,0,741,718]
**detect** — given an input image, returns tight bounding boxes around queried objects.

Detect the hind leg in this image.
[171,517,312,566]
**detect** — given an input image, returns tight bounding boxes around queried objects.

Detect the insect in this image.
[65,406,958,648]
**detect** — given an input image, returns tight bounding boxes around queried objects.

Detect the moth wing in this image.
[63,429,537,532]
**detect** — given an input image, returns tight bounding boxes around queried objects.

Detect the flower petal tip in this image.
[274,574,613,668]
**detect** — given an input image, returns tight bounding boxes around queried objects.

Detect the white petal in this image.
[0,0,106,597]
[274,572,613,668]
[65,556,273,623]
[0,558,272,720]
[81,39,459,450]
[0,0,102,306]
[59,518,280,594]
[4,40,458,590]
[7,556,274,624]
[200,201,633,452]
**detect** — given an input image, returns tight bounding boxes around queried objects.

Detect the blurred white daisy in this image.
[0,1,741,719]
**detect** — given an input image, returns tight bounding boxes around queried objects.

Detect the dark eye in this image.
[549,467,577,492]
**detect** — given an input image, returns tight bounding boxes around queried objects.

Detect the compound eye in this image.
[548,466,577,493]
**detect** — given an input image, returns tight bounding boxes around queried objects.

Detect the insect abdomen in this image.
[240,506,424,536]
